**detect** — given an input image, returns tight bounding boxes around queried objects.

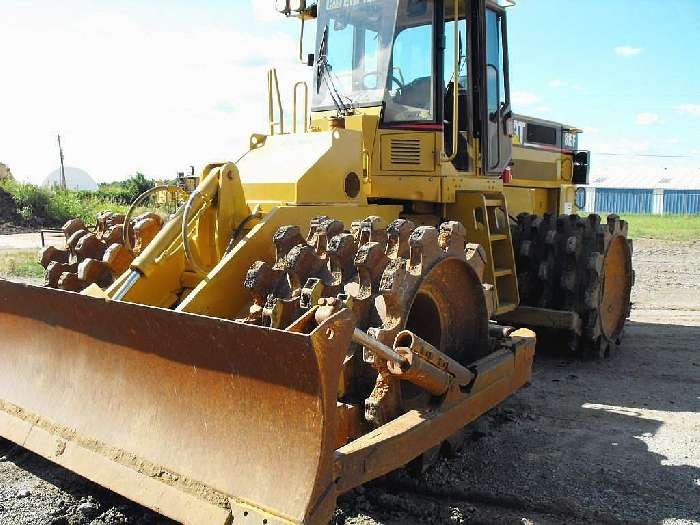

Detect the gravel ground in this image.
[1,238,699,525]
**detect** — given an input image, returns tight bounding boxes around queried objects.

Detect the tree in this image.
[124,172,155,200]
[97,172,155,205]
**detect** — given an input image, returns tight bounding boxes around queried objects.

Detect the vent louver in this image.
[390,139,422,165]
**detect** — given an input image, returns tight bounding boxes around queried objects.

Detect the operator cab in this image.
[312,0,513,175]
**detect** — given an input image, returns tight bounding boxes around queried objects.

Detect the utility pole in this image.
[57,134,67,190]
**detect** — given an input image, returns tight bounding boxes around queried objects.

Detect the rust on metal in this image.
[495,305,582,335]
[0,213,542,524]
[0,279,354,525]
[38,211,160,293]
[334,332,535,493]
[241,216,494,431]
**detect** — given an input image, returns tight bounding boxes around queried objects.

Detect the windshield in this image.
[312,0,399,112]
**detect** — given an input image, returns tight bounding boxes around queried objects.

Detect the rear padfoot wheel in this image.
[512,213,634,358]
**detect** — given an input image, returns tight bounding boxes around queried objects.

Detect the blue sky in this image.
[507,0,700,160]
[1,0,698,184]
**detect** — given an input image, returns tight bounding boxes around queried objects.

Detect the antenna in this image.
[57,134,67,190]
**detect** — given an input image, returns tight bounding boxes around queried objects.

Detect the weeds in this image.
[1,180,131,227]
[0,250,44,281]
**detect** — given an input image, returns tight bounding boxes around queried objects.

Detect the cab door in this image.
[484,6,512,175]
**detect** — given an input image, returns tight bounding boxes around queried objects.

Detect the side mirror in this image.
[573,151,590,185]
[501,103,513,135]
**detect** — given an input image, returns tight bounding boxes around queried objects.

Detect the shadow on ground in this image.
[334,320,700,525]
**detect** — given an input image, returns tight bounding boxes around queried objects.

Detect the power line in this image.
[593,152,700,158]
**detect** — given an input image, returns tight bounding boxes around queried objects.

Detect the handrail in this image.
[267,70,274,135]
[445,0,460,162]
[487,63,501,171]
[299,17,306,63]
[267,69,285,135]
[293,82,309,133]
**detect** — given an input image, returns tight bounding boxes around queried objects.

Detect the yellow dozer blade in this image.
[0,279,355,525]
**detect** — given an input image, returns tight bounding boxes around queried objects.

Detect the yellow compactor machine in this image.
[0,1,634,524]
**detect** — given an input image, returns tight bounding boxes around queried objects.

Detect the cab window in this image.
[486,9,505,114]
[443,12,467,88]
[384,1,435,123]
[361,29,380,89]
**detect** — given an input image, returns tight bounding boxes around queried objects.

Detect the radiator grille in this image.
[390,139,422,165]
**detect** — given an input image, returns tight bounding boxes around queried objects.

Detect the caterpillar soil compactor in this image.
[0,1,633,524]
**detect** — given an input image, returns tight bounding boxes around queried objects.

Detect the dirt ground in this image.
[1,237,699,525]
[0,231,44,250]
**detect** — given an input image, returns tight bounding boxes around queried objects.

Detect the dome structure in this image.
[43,167,98,191]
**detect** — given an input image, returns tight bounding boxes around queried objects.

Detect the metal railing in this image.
[293,81,309,133]
[268,69,309,136]
[267,69,285,135]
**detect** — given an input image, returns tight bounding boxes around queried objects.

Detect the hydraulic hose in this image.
[181,187,212,276]
[224,204,263,255]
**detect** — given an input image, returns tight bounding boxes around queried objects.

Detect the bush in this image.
[0,186,19,222]
[1,180,53,225]
[0,176,143,227]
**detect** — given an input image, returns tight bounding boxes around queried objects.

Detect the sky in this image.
[1,0,699,185]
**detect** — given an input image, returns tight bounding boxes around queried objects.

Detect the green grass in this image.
[620,214,700,242]
[0,250,44,280]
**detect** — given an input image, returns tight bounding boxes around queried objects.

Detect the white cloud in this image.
[635,113,660,125]
[677,104,700,117]
[511,91,541,107]
[533,106,552,115]
[251,0,283,21]
[615,46,642,57]
[0,2,306,184]
[548,79,566,88]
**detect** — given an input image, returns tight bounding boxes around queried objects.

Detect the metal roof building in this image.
[581,154,700,215]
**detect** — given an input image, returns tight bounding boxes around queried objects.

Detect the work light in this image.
[275,0,306,15]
